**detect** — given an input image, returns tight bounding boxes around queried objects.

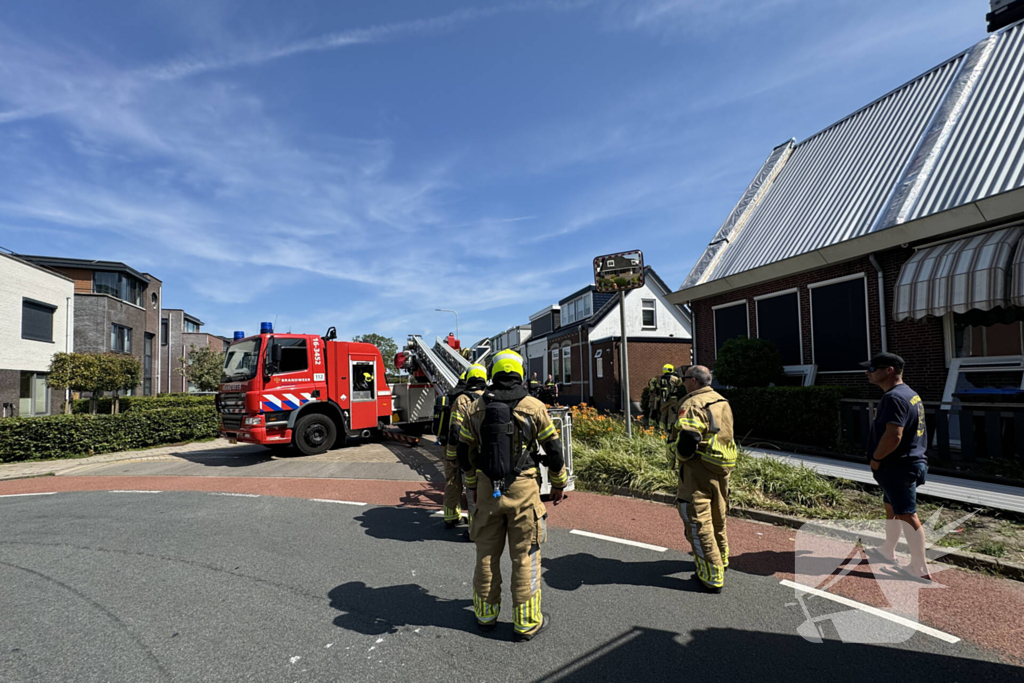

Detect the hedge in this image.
[720,386,851,451]
[71,394,215,414]
[0,406,219,463]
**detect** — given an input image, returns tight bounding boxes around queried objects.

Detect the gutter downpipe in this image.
[689,302,697,365]
[65,296,71,413]
[868,254,888,353]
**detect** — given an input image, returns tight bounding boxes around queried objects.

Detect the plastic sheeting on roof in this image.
[893,227,1022,321]
[683,20,1024,289]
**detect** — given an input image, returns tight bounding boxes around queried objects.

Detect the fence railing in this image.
[841,398,1024,464]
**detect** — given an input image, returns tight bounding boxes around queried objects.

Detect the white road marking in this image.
[110,490,162,493]
[0,492,57,498]
[569,529,667,552]
[310,499,367,506]
[209,492,260,498]
[779,580,960,644]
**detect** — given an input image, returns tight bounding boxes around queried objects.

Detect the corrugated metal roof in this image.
[684,20,1024,289]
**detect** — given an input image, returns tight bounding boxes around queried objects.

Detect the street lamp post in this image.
[435,308,459,341]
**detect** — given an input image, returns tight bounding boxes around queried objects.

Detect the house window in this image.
[161,320,168,346]
[951,312,1024,358]
[151,292,158,310]
[582,295,591,318]
[755,290,802,366]
[184,320,200,333]
[19,372,48,416]
[551,349,560,382]
[642,299,656,328]
[562,345,572,384]
[713,301,748,355]
[21,299,56,343]
[111,324,132,354]
[564,304,575,325]
[809,274,869,372]
[595,349,604,378]
[93,271,144,306]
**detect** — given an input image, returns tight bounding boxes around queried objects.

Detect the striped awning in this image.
[893,227,1023,321]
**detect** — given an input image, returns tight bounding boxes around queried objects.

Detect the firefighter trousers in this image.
[658,401,678,432]
[470,471,547,636]
[443,455,464,524]
[677,457,730,589]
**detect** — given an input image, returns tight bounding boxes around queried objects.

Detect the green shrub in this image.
[0,406,218,462]
[721,386,850,450]
[71,393,215,414]
[715,337,783,388]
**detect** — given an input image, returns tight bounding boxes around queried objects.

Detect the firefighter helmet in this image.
[491,350,524,379]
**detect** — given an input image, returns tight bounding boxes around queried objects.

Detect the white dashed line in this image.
[208,492,260,498]
[0,492,57,498]
[110,490,162,493]
[779,580,959,643]
[569,529,667,552]
[310,499,367,506]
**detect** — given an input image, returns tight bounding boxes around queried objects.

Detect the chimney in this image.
[988,0,1024,32]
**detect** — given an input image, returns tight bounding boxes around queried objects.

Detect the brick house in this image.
[161,310,228,393]
[524,267,692,412]
[19,255,163,396]
[0,251,75,416]
[668,19,1024,436]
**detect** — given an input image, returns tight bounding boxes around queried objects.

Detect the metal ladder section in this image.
[407,335,460,394]
[434,336,471,377]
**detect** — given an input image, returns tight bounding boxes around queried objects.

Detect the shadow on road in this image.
[542,553,702,593]
[354,506,472,544]
[530,626,1023,682]
[380,442,445,483]
[328,581,482,636]
[165,446,275,468]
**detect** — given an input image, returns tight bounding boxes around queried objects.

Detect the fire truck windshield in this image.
[223,338,263,382]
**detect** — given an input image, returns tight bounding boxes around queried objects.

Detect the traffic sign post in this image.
[593,250,644,437]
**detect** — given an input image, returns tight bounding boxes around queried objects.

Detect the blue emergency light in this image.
[233,331,245,340]
[260,322,273,334]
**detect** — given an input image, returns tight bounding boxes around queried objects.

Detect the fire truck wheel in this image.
[294,413,338,455]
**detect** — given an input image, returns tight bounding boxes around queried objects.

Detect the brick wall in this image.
[589,338,693,412]
[691,248,948,401]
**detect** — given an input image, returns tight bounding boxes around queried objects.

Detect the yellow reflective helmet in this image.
[663,364,674,374]
[467,364,487,381]
[460,371,467,380]
[491,349,525,378]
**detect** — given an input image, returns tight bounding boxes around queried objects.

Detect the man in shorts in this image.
[862,352,931,582]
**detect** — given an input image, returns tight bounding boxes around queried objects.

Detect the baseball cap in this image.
[859,352,905,371]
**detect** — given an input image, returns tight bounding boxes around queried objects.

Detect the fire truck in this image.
[217,324,573,492]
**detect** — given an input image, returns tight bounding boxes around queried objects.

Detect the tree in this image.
[100,353,141,413]
[353,334,398,375]
[179,344,226,392]
[714,337,783,388]
[47,352,88,414]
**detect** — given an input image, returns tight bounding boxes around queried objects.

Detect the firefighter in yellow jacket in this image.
[457,349,568,641]
[657,364,683,431]
[442,364,488,528]
[673,365,737,593]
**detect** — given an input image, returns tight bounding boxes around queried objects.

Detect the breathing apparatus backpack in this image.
[479,396,537,498]
[659,374,673,401]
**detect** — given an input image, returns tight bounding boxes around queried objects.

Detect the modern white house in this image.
[0,251,75,416]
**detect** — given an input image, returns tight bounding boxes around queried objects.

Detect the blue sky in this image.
[0,0,993,344]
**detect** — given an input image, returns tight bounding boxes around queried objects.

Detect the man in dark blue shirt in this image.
[861,352,931,582]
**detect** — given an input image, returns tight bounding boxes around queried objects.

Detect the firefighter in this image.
[526,372,541,397]
[656,364,682,432]
[673,365,737,593]
[644,375,662,429]
[443,364,488,529]
[538,374,558,405]
[457,349,568,641]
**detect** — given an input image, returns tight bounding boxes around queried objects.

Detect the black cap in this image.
[859,352,905,371]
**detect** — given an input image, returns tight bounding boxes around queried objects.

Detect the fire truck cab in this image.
[218,327,392,455]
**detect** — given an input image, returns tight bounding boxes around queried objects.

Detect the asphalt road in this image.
[2,490,1020,682]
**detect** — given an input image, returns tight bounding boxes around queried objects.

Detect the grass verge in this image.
[568,405,1024,566]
